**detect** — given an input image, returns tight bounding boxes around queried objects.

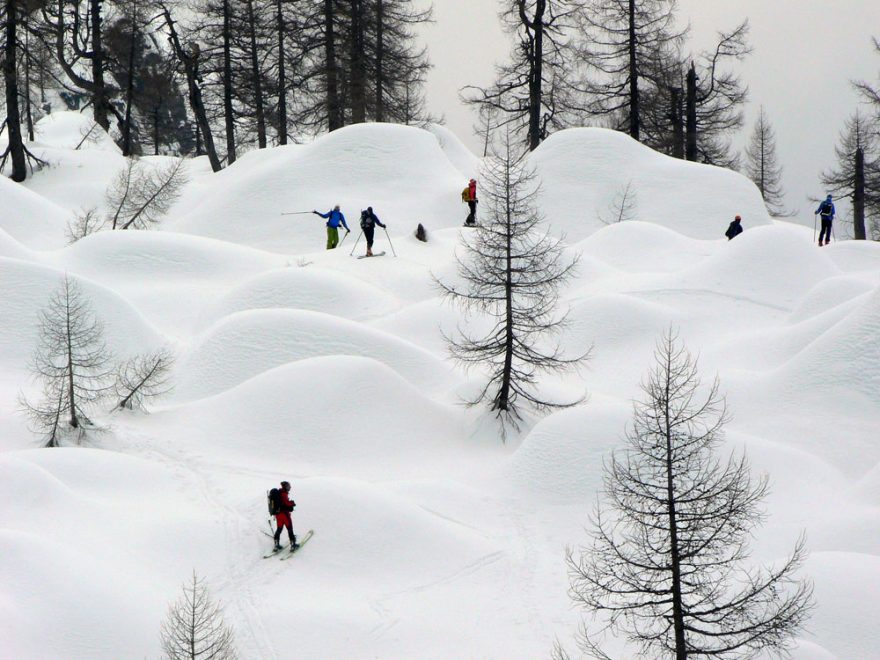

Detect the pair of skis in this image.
[263,529,314,560]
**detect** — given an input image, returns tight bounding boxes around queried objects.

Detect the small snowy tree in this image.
[565,330,813,658]
[744,107,791,217]
[160,571,237,660]
[115,348,174,410]
[436,136,588,434]
[21,276,114,447]
[598,180,638,225]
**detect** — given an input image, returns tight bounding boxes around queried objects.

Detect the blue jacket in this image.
[816,200,835,219]
[318,209,349,230]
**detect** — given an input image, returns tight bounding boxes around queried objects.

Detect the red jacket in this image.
[277,489,295,515]
[468,180,477,201]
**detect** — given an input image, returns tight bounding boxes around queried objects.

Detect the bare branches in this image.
[115,348,174,410]
[160,571,238,660]
[109,157,188,230]
[20,275,114,447]
[436,135,588,435]
[598,180,638,225]
[743,107,793,218]
[566,330,813,658]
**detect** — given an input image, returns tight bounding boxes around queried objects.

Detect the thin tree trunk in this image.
[153,106,160,155]
[349,0,366,124]
[24,21,35,141]
[527,2,545,151]
[685,63,697,161]
[663,362,687,659]
[222,0,236,163]
[65,283,78,428]
[854,147,866,240]
[375,0,384,121]
[245,0,267,147]
[275,0,288,144]
[3,0,28,181]
[122,21,137,156]
[627,0,639,140]
[324,0,342,130]
[670,87,683,158]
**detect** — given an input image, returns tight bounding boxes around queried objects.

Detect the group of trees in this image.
[0,0,436,179]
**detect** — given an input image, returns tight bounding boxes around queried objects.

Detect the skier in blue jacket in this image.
[815,195,835,246]
[313,205,350,249]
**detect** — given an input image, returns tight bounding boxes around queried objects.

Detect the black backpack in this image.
[360,209,373,229]
[267,488,281,515]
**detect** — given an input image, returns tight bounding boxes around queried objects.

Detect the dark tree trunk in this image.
[121,21,137,157]
[245,0,267,147]
[665,409,687,659]
[153,106,160,155]
[526,1,545,151]
[24,22,35,141]
[275,0,288,143]
[4,0,28,181]
[89,0,110,130]
[627,0,639,140]
[324,0,342,130]
[375,0,384,121]
[685,62,697,161]
[854,147,866,240]
[222,0,236,163]
[349,0,366,124]
[161,6,221,171]
[670,87,683,158]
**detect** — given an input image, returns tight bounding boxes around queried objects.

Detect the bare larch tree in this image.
[436,137,588,434]
[21,275,114,447]
[565,330,813,659]
[115,348,174,410]
[744,106,791,217]
[160,571,237,660]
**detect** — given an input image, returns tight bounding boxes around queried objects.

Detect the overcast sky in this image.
[418,0,880,231]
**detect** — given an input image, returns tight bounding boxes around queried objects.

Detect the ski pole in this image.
[281,211,314,216]
[339,229,351,247]
[349,230,363,255]
[383,226,397,257]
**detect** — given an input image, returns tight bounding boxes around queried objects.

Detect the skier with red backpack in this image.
[461,178,478,226]
[269,481,298,552]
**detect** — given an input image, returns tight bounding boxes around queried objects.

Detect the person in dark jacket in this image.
[359,206,387,256]
[815,194,835,246]
[313,205,350,249]
[725,215,743,240]
[273,480,298,551]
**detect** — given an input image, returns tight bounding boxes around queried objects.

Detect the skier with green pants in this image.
[313,205,350,249]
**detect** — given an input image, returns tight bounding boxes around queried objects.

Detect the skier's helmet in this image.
[280,480,291,490]
[735,215,741,221]
[826,194,833,201]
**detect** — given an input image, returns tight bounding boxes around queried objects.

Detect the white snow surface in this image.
[2,117,880,659]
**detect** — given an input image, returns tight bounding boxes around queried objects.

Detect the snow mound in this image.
[425,123,481,179]
[167,123,468,253]
[500,400,631,503]
[0,228,33,260]
[530,127,771,241]
[33,111,120,152]
[200,266,400,326]
[789,275,878,322]
[0,258,165,367]
[173,309,457,402]
[0,175,70,250]
[665,224,841,310]
[162,357,467,477]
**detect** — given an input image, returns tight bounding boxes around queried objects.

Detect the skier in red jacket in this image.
[273,481,298,551]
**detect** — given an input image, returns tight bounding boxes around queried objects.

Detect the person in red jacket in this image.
[464,178,478,226]
[273,481,298,551]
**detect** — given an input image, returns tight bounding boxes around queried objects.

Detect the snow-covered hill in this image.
[2,113,879,659]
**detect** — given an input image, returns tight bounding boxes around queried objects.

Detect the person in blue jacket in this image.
[815,194,835,246]
[313,205,350,249]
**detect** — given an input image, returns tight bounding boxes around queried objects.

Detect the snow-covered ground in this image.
[2,112,879,658]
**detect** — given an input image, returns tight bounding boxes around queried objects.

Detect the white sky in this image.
[419,0,880,230]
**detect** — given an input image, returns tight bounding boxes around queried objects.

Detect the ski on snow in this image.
[356,251,386,259]
[281,529,314,559]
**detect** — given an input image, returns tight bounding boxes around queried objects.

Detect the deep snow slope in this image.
[2,117,880,659]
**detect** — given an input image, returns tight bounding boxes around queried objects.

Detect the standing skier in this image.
[815,194,835,246]
[359,206,387,257]
[313,205,350,249]
[725,215,743,240]
[272,480,298,551]
[461,178,478,226]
